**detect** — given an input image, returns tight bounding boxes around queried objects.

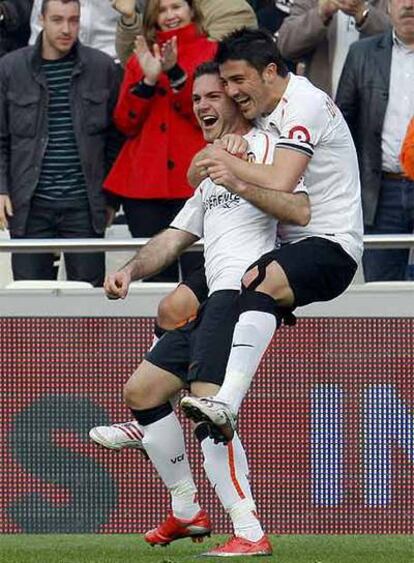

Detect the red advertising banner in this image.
[0,317,412,534]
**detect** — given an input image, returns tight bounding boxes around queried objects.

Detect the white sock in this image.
[201,431,264,541]
[216,311,277,413]
[142,411,200,520]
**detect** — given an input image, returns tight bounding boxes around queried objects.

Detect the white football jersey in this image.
[257,74,363,263]
[172,127,301,294]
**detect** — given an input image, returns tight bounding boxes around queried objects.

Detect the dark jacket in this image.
[0,35,121,235]
[0,0,33,57]
[335,31,392,227]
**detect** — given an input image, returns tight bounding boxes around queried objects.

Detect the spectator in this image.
[250,0,296,71]
[0,1,33,58]
[336,0,414,281]
[0,0,120,286]
[113,0,257,66]
[277,0,390,96]
[30,0,118,58]
[251,0,292,35]
[104,0,218,282]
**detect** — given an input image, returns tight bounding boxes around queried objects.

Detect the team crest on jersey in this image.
[288,125,311,143]
[203,192,240,211]
[247,152,256,163]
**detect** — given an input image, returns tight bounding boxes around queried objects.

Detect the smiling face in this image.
[157,0,194,31]
[40,0,80,60]
[219,59,278,120]
[192,72,249,142]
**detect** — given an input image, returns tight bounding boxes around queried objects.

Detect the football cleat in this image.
[89,421,144,451]
[201,535,272,557]
[180,396,237,443]
[144,510,211,546]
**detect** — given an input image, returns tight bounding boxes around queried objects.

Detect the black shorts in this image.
[247,237,357,307]
[146,290,240,386]
[181,261,208,304]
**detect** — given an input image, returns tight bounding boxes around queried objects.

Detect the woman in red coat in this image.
[105,0,217,281]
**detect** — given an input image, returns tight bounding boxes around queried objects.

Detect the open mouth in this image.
[201,115,218,128]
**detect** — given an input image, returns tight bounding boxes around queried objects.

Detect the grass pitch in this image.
[0,534,412,563]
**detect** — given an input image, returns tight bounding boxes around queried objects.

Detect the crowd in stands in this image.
[0,0,412,285]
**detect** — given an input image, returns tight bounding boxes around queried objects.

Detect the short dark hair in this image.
[215,27,288,78]
[41,0,80,16]
[193,61,220,81]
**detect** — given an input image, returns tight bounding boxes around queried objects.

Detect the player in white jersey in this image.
[102,62,309,557]
[181,28,363,443]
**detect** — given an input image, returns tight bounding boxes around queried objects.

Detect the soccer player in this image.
[181,27,363,442]
[100,61,310,557]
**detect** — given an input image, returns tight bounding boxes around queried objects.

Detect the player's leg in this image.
[126,328,211,545]
[183,238,358,441]
[183,291,272,556]
[89,265,208,449]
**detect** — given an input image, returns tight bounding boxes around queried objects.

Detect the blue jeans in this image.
[363,177,414,281]
[11,198,105,287]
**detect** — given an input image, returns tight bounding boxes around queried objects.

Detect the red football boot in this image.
[144,509,211,546]
[201,534,272,557]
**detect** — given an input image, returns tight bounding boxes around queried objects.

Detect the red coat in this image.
[105,24,217,200]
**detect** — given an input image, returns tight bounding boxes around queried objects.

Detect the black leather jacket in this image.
[0,35,121,235]
[336,32,393,227]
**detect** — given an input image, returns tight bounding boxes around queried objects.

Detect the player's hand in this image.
[109,0,136,18]
[0,194,13,230]
[160,37,178,72]
[134,35,162,85]
[218,134,248,158]
[196,144,236,175]
[104,270,132,300]
[213,166,245,194]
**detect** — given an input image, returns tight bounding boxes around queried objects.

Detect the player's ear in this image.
[262,63,277,84]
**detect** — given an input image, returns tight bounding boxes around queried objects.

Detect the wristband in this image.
[130,79,156,98]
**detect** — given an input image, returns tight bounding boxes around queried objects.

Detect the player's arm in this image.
[236,181,310,226]
[215,165,310,225]
[197,144,310,193]
[104,228,198,299]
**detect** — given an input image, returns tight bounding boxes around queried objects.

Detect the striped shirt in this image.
[36,54,88,203]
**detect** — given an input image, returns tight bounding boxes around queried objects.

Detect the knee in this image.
[123,376,149,410]
[242,261,292,304]
[156,294,179,331]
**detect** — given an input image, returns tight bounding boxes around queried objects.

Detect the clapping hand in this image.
[160,37,178,72]
[109,0,136,18]
[134,35,162,85]
[318,0,339,22]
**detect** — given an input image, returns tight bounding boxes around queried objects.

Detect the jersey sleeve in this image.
[276,92,333,158]
[170,187,204,238]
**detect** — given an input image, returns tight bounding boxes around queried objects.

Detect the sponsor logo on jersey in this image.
[203,192,241,211]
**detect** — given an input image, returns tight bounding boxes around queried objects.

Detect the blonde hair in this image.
[143,0,204,46]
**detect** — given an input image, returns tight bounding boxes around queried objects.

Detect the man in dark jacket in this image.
[0,0,120,286]
[336,0,414,281]
[0,0,33,58]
